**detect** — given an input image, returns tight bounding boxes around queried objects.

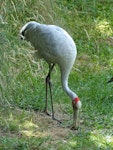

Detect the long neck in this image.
[61,70,77,100]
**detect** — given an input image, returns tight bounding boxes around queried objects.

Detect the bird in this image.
[107,77,113,83]
[20,21,82,129]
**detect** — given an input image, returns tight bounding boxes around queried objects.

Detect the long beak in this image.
[72,105,79,130]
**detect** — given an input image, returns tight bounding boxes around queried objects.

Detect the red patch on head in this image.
[73,97,80,104]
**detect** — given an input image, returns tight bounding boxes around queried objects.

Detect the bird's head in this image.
[20,21,38,40]
[71,97,81,129]
[72,97,82,109]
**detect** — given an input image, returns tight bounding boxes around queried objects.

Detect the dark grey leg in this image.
[44,64,61,123]
[44,64,55,115]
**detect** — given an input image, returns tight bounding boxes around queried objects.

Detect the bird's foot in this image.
[44,110,51,116]
[70,125,79,130]
[52,116,62,124]
[65,124,79,130]
[44,109,62,124]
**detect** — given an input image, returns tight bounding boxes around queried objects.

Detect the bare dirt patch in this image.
[31,104,79,141]
[0,104,80,144]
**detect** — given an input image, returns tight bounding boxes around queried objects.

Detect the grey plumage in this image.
[20,21,81,129]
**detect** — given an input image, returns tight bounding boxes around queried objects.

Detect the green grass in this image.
[0,0,113,149]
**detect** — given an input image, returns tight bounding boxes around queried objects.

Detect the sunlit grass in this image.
[95,19,113,37]
[0,0,113,149]
[90,131,113,149]
[1,106,112,150]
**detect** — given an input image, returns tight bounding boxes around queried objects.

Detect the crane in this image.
[20,21,82,129]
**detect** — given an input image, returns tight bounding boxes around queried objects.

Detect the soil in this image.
[31,104,79,141]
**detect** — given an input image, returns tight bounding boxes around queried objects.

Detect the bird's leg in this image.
[48,74,54,118]
[44,74,50,116]
[44,64,61,123]
[44,64,55,115]
[49,79,61,123]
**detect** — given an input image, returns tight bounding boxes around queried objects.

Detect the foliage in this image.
[0,0,113,149]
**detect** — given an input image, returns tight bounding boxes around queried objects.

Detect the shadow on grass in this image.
[0,104,113,150]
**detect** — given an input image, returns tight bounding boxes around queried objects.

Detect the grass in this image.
[0,0,113,149]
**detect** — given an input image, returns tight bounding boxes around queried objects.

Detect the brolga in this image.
[20,21,82,129]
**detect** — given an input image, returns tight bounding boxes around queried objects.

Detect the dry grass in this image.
[0,0,113,149]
